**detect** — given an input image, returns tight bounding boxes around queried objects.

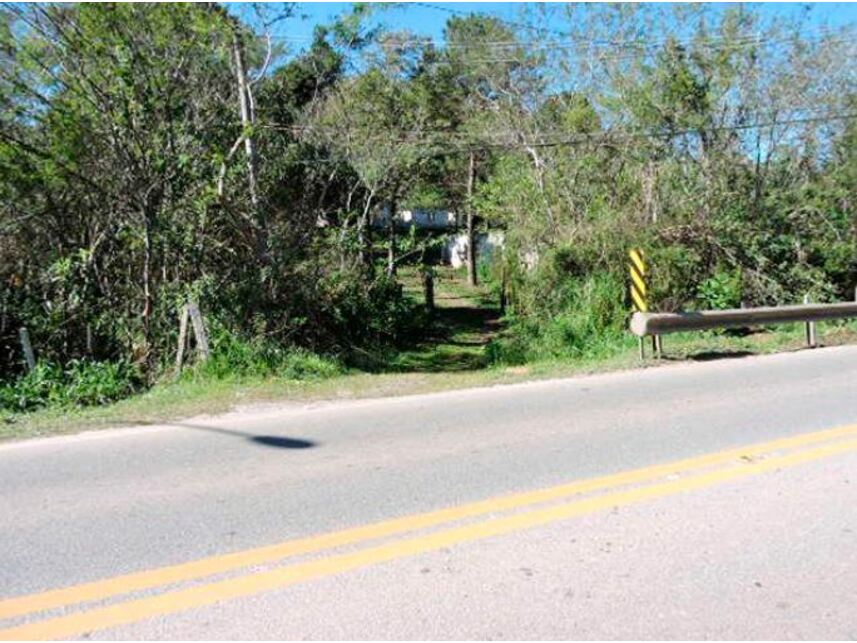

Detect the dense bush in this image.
[190,321,345,381]
[696,269,744,311]
[0,327,349,415]
[0,360,141,413]
[488,271,628,364]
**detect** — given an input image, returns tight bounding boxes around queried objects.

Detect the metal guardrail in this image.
[630,302,857,338]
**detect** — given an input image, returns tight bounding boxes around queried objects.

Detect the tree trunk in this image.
[466,151,478,286]
[499,260,507,314]
[698,130,712,223]
[643,160,658,224]
[386,197,397,278]
[231,27,268,266]
[358,189,374,271]
[141,210,154,374]
[526,145,556,232]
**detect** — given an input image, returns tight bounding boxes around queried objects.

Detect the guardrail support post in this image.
[804,294,818,348]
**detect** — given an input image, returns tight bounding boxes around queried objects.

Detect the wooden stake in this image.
[187,303,210,362]
[422,268,435,312]
[19,327,36,372]
[175,305,190,373]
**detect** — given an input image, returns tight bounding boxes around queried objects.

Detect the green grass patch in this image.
[2,265,856,444]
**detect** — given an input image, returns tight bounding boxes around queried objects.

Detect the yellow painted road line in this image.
[2,424,857,624]
[4,434,857,641]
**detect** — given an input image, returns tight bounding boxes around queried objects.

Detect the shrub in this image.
[187,323,344,382]
[696,268,743,310]
[278,349,343,380]
[488,273,628,364]
[0,359,140,413]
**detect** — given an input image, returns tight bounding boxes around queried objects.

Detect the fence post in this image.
[187,303,210,362]
[803,294,818,348]
[175,305,190,373]
[187,303,211,362]
[422,267,435,312]
[19,327,36,372]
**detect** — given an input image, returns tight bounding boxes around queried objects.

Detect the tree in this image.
[305,52,431,276]
[0,4,246,375]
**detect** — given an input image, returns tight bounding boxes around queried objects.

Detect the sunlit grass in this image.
[3,266,856,443]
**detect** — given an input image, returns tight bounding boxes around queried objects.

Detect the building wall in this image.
[372,207,458,230]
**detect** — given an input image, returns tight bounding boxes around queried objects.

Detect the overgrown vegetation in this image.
[1,3,855,420]
[0,359,140,413]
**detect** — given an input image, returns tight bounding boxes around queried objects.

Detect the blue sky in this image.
[230,2,857,58]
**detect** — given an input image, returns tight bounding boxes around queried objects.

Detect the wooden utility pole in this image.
[230,24,268,266]
[643,160,658,224]
[466,150,478,286]
[387,197,398,278]
[231,31,258,208]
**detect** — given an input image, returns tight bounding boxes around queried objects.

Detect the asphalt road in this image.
[1,346,856,639]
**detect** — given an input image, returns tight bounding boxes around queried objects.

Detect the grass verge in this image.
[3,319,856,443]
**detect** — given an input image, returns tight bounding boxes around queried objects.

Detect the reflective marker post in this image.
[629,249,653,359]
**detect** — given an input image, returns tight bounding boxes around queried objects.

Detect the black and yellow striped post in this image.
[629,249,660,359]
[628,249,648,314]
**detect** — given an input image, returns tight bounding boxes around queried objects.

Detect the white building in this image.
[442,231,505,269]
[371,204,506,268]
[371,207,459,231]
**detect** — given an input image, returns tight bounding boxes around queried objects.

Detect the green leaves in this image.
[0,360,140,412]
[697,269,743,310]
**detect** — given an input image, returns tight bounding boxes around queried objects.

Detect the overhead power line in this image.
[409,35,857,68]
[412,2,570,40]
[263,111,857,155]
[269,24,852,53]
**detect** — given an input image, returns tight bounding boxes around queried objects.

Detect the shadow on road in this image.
[250,435,315,449]
[662,349,756,363]
[687,350,756,362]
[167,423,317,449]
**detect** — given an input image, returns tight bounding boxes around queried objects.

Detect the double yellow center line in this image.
[3,423,857,640]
